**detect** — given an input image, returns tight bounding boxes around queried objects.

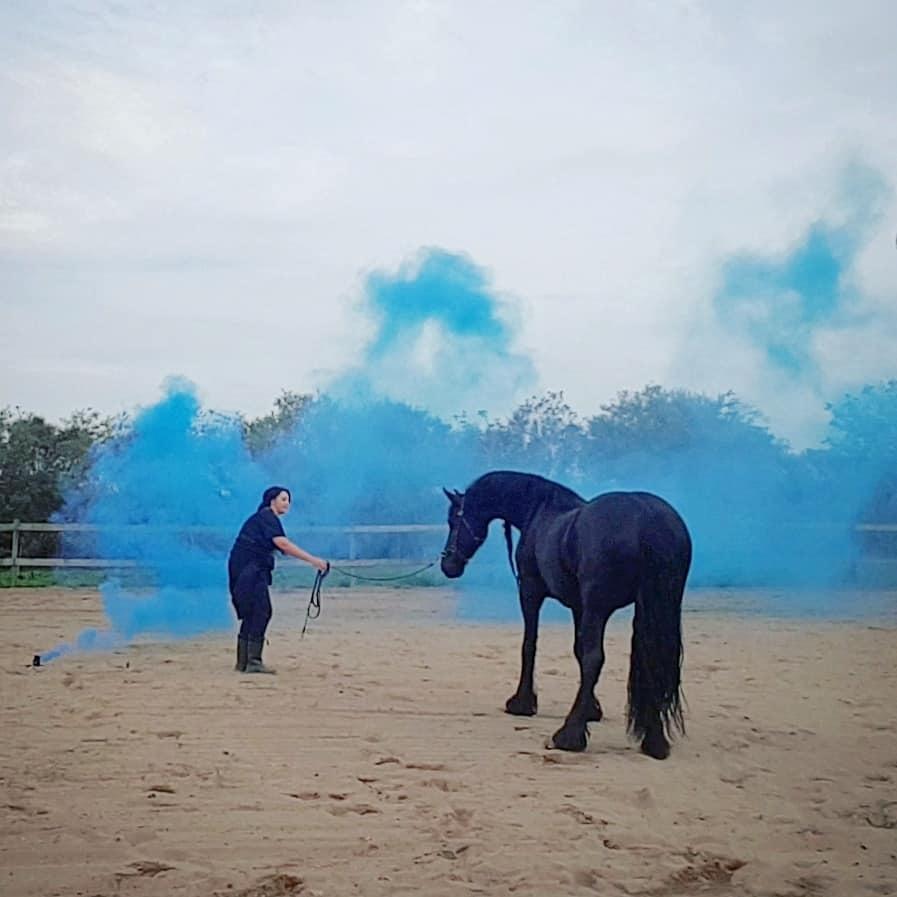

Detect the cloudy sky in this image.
[2,0,895,447]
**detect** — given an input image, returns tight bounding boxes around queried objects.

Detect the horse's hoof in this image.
[640,733,670,760]
[551,725,588,752]
[586,698,603,723]
[505,693,537,716]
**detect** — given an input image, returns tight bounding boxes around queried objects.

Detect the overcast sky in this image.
[2,1,895,448]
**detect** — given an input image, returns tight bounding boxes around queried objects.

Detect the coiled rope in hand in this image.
[301,563,329,638]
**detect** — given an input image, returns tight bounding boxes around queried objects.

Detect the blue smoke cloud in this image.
[448,381,897,621]
[260,396,477,528]
[717,225,845,375]
[714,163,890,382]
[46,249,530,659]
[56,378,270,648]
[37,628,123,665]
[42,219,896,661]
[367,249,509,352]
[330,248,536,417]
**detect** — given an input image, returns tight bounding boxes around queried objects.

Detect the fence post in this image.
[11,519,20,582]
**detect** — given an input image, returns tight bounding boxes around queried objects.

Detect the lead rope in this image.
[299,559,440,637]
[301,563,329,638]
[328,560,438,582]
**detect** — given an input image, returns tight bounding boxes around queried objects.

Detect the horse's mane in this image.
[468,470,585,513]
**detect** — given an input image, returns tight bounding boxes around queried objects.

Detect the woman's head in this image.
[259,486,292,515]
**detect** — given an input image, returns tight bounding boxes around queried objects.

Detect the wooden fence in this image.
[2,521,897,581]
[0,521,446,578]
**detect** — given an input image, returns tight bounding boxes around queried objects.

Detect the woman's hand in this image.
[313,557,329,573]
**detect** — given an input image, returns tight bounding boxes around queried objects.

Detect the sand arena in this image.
[1,586,896,897]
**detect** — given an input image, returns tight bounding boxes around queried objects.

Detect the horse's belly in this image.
[542,569,581,609]
[549,590,579,610]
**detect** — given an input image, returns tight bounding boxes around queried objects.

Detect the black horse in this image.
[440,471,692,759]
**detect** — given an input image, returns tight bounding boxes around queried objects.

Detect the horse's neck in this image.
[473,473,572,529]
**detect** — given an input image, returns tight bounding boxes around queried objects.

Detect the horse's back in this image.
[578,490,691,565]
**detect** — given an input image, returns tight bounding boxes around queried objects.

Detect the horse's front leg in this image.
[552,611,609,751]
[573,605,603,723]
[505,586,545,716]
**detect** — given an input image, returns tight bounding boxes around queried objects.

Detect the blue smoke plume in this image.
[36,628,123,665]
[44,218,896,659]
[329,248,537,417]
[445,380,897,621]
[714,163,889,383]
[56,378,270,648]
[47,250,531,658]
[717,225,846,376]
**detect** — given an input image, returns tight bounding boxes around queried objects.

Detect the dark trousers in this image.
[229,562,273,640]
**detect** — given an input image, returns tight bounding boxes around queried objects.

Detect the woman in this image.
[229,486,328,674]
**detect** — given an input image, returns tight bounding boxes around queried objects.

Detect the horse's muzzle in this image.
[440,554,465,579]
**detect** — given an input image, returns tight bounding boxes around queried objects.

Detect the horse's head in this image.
[440,487,487,578]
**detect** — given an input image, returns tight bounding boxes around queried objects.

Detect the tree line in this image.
[2,382,896,527]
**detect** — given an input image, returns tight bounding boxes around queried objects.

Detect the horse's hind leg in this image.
[573,606,603,722]
[641,720,670,760]
[551,610,610,752]
[505,588,545,716]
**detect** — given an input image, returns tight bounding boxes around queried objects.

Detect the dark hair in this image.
[258,486,291,511]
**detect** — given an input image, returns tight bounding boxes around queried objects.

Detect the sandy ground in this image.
[1,586,896,897]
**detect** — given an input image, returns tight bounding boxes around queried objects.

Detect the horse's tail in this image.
[626,540,688,741]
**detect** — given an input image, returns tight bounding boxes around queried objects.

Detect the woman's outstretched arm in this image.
[273,536,328,571]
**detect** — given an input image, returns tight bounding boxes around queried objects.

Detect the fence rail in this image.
[0,520,446,576]
[2,521,897,579]
[0,522,446,534]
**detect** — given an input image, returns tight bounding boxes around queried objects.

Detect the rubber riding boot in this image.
[235,636,249,672]
[244,637,276,675]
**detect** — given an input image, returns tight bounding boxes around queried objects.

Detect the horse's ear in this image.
[443,487,458,505]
